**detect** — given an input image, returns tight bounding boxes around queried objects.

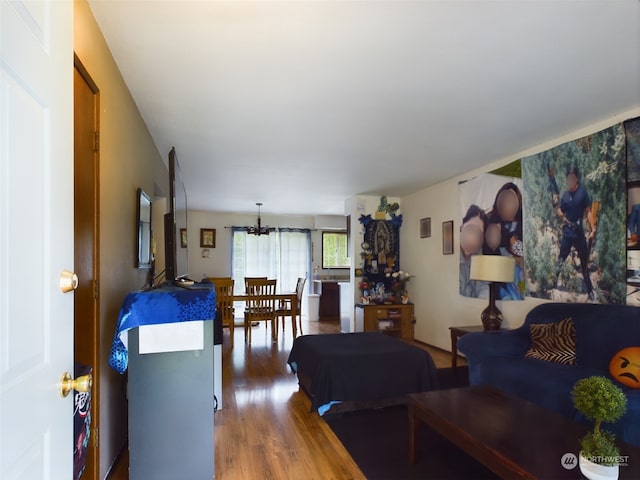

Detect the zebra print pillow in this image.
[524,317,576,365]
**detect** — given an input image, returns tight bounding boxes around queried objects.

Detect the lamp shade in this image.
[469,255,516,283]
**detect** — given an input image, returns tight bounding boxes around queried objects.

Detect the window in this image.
[231,228,311,297]
[322,231,349,269]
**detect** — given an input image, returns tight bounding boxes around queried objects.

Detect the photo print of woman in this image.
[459,204,488,298]
[459,173,525,300]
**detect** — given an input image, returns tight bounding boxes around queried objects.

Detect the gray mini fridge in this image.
[128,320,215,480]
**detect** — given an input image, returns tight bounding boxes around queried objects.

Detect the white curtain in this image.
[277,229,311,294]
[232,228,311,296]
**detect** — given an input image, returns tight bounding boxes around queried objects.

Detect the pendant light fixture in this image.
[247,202,270,236]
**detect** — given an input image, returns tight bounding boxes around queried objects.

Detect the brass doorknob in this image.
[59,270,78,293]
[59,372,92,398]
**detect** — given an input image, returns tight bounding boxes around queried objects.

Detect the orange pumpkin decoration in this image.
[609,347,640,389]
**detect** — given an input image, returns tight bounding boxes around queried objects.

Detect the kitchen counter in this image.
[311,279,348,292]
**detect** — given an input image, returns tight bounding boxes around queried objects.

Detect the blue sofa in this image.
[458,302,640,446]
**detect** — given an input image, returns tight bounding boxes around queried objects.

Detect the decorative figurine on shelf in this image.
[375,196,389,219]
[360,242,373,271]
[375,282,385,303]
[386,201,400,218]
[375,195,401,220]
[359,277,371,304]
[371,260,379,274]
[401,294,410,304]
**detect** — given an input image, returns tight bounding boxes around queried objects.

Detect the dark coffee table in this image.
[408,386,640,479]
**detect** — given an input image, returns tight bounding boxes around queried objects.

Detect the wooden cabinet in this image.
[356,303,414,340]
[319,281,341,319]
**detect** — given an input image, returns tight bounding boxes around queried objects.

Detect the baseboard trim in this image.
[412,338,450,354]
[411,338,468,364]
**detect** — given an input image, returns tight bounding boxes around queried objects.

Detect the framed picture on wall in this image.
[420,217,431,238]
[442,221,454,255]
[200,228,216,248]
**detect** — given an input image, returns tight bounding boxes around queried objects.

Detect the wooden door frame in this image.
[74,53,101,480]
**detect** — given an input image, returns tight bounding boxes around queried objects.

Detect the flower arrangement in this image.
[386,271,414,296]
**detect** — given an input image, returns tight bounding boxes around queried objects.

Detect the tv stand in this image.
[117,285,216,480]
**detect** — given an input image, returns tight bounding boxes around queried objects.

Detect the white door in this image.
[1,1,74,479]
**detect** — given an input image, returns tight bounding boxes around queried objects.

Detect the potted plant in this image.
[571,376,628,480]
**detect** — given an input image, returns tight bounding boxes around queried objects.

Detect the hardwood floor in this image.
[109,318,463,479]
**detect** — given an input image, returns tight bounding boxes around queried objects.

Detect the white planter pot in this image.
[579,451,619,480]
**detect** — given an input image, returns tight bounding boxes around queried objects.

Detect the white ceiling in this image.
[88,0,640,216]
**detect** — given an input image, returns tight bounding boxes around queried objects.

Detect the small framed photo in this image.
[442,221,454,255]
[200,228,216,248]
[420,217,431,238]
[180,228,188,248]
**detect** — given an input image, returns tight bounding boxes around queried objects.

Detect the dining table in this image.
[232,292,299,339]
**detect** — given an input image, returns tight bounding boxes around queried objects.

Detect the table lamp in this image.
[469,255,516,331]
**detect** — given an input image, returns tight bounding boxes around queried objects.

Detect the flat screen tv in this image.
[164,147,189,283]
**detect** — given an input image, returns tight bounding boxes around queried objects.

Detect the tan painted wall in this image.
[187,211,317,282]
[74,1,168,477]
[401,107,640,352]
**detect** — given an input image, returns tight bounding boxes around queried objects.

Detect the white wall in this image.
[186,210,321,285]
[401,107,640,352]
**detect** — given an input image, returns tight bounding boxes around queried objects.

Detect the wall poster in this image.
[625,117,640,306]
[522,124,627,304]
[458,167,525,300]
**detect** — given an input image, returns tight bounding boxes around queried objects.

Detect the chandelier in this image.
[247,202,270,236]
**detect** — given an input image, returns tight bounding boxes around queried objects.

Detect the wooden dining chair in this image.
[244,278,277,344]
[276,277,306,339]
[207,277,235,348]
[244,276,268,284]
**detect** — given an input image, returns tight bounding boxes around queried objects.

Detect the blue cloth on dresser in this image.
[109,284,216,374]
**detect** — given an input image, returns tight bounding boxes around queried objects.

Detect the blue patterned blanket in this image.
[109,284,216,373]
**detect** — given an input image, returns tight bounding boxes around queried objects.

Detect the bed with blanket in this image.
[287,332,438,414]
